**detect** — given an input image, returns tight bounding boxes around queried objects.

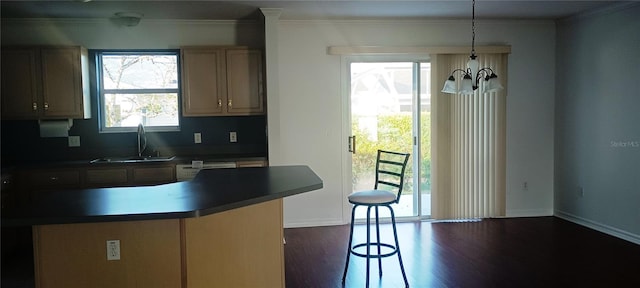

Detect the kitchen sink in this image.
[90,156,175,164]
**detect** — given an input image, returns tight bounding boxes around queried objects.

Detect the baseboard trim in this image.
[284,219,345,229]
[555,210,640,245]
[506,209,553,218]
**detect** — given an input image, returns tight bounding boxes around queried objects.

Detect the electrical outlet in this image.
[68,136,80,147]
[194,133,202,144]
[230,132,237,143]
[106,240,120,260]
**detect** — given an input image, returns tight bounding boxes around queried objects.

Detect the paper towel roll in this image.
[39,120,72,138]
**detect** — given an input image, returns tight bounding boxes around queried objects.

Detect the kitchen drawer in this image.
[236,160,268,168]
[86,168,128,186]
[132,166,175,184]
[30,170,80,188]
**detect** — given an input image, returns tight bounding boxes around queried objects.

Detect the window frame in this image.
[96,49,182,133]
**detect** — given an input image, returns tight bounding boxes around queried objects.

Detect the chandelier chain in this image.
[471,0,476,56]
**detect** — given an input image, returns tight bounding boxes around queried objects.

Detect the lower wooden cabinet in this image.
[17,160,265,197]
[85,168,128,186]
[131,166,175,185]
[29,169,81,189]
[18,163,176,194]
[26,169,81,201]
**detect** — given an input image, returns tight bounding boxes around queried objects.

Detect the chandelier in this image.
[441,0,503,95]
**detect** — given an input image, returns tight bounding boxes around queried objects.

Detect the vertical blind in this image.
[431,52,507,219]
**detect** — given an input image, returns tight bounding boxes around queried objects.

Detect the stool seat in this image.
[348,190,396,204]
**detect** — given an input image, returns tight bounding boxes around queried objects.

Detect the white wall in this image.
[555,4,640,244]
[273,19,557,227]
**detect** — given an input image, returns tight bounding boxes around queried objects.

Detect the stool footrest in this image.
[350,242,398,259]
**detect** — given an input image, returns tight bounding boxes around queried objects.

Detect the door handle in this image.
[348,135,356,154]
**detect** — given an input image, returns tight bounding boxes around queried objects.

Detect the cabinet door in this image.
[29,169,81,189]
[181,48,226,116]
[226,49,264,114]
[1,48,40,119]
[132,166,175,185]
[86,168,129,187]
[40,47,85,118]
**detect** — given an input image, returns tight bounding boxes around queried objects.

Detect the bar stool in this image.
[342,150,410,288]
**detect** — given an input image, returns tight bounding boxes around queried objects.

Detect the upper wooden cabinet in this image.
[225,49,264,114]
[181,47,264,116]
[1,46,91,119]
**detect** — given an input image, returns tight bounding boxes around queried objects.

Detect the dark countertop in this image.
[1,165,322,226]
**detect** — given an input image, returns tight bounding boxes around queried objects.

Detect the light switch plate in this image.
[194,133,202,144]
[230,132,237,143]
[68,136,80,147]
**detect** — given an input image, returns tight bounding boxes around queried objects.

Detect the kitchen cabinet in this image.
[29,169,81,190]
[131,166,175,185]
[225,49,264,114]
[1,46,91,119]
[17,163,175,198]
[84,164,175,188]
[181,47,264,116]
[85,168,128,186]
[25,169,81,201]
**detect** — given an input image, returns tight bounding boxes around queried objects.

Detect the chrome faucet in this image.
[137,123,147,158]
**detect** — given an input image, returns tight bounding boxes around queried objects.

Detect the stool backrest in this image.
[374,150,410,203]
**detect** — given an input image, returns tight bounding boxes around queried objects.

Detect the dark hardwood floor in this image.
[284,217,640,288]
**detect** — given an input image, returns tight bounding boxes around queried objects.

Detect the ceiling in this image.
[0,0,628,21]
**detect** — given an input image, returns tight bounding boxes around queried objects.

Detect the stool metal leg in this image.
[375,205,383,277]
[365,205,372,288]
[389,205,409,287]
[342,204,357,284]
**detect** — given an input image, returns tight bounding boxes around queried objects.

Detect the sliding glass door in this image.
[347,59,431,219]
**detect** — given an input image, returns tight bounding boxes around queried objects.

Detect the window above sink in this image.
[96,50,181,133]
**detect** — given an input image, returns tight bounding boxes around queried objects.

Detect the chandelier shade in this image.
[442,0,503,95]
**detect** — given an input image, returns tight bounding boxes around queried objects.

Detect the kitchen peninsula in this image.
[2,165,323,288]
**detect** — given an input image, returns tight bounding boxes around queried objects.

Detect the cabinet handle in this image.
[44,102,49,110]
[33,102,38,111]
[228,99,232,107]
[49,176,59,181]
[218,99,222,107]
